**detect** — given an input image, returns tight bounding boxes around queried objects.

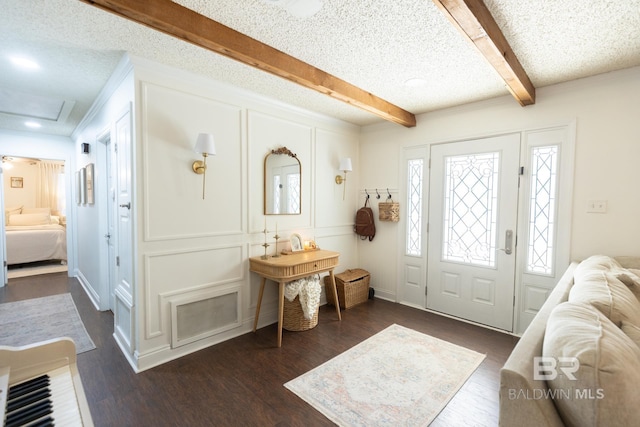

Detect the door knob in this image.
[119,203,131,209]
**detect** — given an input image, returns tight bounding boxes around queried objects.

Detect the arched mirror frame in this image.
[264,147,302,215]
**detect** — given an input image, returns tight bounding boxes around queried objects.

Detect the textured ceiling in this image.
[0,0,639,137]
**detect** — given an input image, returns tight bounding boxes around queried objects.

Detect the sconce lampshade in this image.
[194,133,216,155]
[339,157,352,172]
[193,133,217,200]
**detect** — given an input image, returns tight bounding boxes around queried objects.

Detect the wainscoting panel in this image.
[141,81,243,241]
[169,286,241,348]
[145,245,244,339]
[114,287,133,355]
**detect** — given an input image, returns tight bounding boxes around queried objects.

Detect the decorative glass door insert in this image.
[442,153,499,268]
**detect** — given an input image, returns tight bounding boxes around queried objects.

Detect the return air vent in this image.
[170,288,241,348]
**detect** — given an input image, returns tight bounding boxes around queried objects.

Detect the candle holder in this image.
[273,232,281,257]
[261,227,270,260]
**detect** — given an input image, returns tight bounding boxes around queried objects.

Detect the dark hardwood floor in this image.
[1,274,518,426]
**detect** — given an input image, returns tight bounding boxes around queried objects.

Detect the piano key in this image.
[6,375,49,401]
[6,388,51,413]
[5,400,52,427]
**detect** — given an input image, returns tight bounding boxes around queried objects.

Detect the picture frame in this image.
[290,233,303,252]
[80,167,87,205]
[76,171,81,205]
[10,177,23,188]
[86,163,94,205]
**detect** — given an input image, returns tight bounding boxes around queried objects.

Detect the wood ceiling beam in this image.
[80,0,416,127]
[433,0,536,106]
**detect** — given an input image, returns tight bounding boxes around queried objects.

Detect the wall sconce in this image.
[192,133,216,199]
[335,157,352,200]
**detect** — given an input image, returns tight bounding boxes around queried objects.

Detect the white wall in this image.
[3,161,38,209]
[71,56,135,310]
[129,57,360,370]
[359,66,640,301]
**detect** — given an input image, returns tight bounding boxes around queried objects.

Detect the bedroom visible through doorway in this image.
[3,156,68,280]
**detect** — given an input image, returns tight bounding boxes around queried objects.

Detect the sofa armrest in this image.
[499,262,578,427]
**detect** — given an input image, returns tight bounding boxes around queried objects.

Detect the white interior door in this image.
[115,109,133,300]
[427,134,520,331]
[104,136,117,311]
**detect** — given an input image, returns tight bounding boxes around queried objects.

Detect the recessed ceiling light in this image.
[404,78,428,87]
[9,55,40,71]
[285,0,323,18]
[25,121,42,128]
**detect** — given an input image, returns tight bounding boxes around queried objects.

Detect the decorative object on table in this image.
[290,233,303,252]
[379,189,399,222]
[261,219,270,260]
[284,324,485,427]
[324,268,370,309]
[283,275,321,331]
[272,222,281,257]
[354,194,375,241]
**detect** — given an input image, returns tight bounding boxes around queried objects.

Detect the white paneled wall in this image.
[129,57,359,370]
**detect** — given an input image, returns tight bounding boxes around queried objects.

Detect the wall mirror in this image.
[264,147,301,215]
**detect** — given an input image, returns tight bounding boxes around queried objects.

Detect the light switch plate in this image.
[587,200,607,213]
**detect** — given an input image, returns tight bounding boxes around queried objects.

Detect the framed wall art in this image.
[10,177,23,188]
[86,163,94,204]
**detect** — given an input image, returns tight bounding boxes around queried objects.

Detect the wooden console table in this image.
[250,250,342,347]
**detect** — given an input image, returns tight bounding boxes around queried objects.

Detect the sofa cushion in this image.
[575,255,640,302]
[618,269,640,301]
[574,255,623,278]
[568,271,640,327]
[621,321,640,349]
[543,302,640,427]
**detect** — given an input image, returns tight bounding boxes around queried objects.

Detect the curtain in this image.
[37,161,64,214]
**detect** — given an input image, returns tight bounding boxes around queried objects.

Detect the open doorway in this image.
[2,155,68,280]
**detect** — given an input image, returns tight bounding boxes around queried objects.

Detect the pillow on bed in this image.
[5,205,22,225]
[21,207,51,215]
[8,212,52,226]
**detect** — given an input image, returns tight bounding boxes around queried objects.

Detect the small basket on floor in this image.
[325,268,370,309]
[283,296,319,331]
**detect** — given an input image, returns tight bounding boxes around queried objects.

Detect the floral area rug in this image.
[284,323,485,426]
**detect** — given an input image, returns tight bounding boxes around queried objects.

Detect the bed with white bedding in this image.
[5,207,67,265]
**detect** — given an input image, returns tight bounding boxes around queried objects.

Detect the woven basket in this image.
[283,295,319,331]
[325,269,370,309]
[379,202,400,222]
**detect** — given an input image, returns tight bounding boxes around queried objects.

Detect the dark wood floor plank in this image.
[0,274,518,426]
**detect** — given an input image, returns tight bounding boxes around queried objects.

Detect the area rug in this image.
[284,324,485,426]
[0,293,95,354]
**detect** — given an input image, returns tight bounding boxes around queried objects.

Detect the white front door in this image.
[427,134,520,331]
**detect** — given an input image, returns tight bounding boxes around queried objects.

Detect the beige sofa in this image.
[499,255,640,427]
